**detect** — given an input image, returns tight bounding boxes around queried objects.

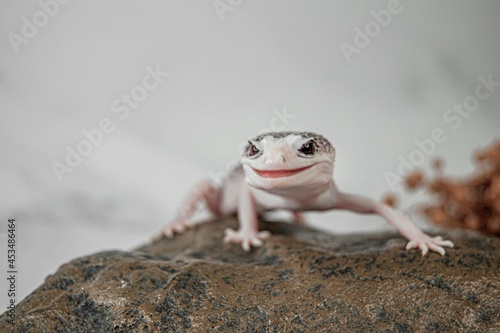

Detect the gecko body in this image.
[154,131,453,255]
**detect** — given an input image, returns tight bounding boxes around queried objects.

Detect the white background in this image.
[1,1,499,302]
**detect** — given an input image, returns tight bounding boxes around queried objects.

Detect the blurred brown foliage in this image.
[404,141,500,236]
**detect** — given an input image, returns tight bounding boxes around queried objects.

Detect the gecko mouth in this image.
[252,165,314,178]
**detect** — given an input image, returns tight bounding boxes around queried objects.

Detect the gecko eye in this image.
[246,142,261,158]
[298,141,315,156]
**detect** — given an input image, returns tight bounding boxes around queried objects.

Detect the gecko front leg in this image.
[152,181,218,242]
[334,192,454,256]
[224,184,270,251]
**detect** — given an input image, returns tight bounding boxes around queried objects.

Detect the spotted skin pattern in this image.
[250,131,335,155]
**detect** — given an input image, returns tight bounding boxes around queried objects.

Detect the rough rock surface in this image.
[1,218,499,332]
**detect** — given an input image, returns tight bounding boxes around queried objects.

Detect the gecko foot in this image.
[405,236,454,256]
[223,228,271,252]
[150,219,192,242]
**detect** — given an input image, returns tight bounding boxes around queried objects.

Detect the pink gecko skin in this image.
[153,131,453,256]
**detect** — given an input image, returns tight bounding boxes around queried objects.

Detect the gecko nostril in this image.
[279,155,286,163]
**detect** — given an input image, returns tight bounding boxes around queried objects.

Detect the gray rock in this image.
[1,218,499,332]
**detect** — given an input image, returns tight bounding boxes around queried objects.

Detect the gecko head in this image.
[240,131,335,192]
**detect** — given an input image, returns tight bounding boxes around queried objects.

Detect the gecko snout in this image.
[263,150,288,164]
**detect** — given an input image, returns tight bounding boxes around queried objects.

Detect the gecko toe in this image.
[259,231,271,239]
[420,244,429,256]
[436,239,454,248]
[405,240,418,251]
[223,228,236,243]
[242,240,251,252]
[428,243,445,256]
[251,237,263,247]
